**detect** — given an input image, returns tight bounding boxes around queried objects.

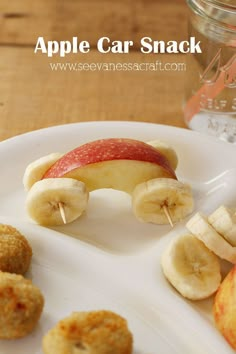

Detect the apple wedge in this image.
[213,265,236,350]
[43,138,176,193]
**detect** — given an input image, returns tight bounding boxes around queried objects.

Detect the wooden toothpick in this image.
[163,205,174,228]
[59,202,67,224]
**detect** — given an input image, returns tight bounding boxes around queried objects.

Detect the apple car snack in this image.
[23,138,194,226]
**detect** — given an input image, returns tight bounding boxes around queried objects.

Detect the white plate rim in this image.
[0,121,235,354]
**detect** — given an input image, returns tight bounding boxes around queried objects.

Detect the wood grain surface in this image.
[0,0,188,46]
[0,0,189,141]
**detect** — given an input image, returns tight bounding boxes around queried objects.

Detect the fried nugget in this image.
[43,310,133,354]
[0,224,32,275]
[0,272,44,339]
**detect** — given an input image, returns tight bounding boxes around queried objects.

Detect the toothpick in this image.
[163,205,174,228]
[58,202,67,224]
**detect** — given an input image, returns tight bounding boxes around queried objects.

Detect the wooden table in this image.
[0,0,189,142]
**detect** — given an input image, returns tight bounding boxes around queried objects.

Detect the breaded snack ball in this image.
[0,224,32,275]
[43,310,133,354]
[0,272,44,339]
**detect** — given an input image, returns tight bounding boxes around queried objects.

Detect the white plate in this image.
[0,121,235,354]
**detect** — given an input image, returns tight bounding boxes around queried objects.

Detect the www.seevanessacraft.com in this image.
[49,61,186,72]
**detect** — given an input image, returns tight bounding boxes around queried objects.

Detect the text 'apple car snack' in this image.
[23,138,194,227]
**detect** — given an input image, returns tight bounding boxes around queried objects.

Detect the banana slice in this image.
[26,178,89,226]
[147,140,178,170]
[132,178,194,225]
[161,233,221,300]
[186,212,236,263]
[208,205,236,246]
[23,153,63,191]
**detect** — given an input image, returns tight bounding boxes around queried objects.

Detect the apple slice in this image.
[43,138,176,194]
[213,265,236,350]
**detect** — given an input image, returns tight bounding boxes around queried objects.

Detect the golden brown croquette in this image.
[43,310,133,354]
[0,224,32,275]
[0,272,44,339]
[0,224,22,237]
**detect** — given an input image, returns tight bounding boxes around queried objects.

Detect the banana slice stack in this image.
[23,139,194,227]
[161,205,236,300]
[187,207,236,264]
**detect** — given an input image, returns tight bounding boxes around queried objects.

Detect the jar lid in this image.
[189,0,236,27]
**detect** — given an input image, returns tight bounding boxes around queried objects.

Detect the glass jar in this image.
[184,0,236,143]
